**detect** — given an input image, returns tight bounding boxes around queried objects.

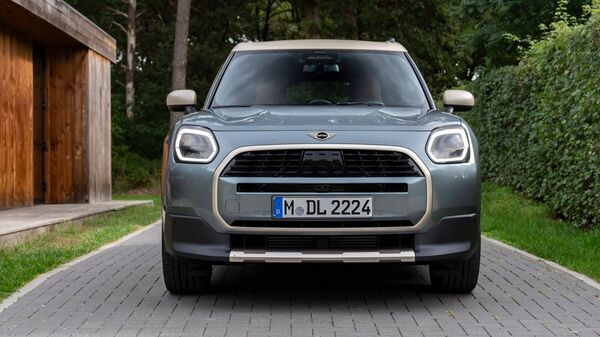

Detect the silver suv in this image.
[162,39,480,294]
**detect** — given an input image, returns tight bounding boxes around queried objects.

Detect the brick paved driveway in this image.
[1,225,599,337]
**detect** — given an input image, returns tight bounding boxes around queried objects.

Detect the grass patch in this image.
[482,182,600,282]
[0,195,160,301]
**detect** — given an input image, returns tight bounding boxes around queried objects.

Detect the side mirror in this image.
[442,90,475,113]
[166,89,197,113]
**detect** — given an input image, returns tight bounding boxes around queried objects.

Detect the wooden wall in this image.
[87,50,112,203]
[43,48,112,204]
[0,24,34,209]
[32,47,45,203]
[0,29,112,208]
[44,48,88,204]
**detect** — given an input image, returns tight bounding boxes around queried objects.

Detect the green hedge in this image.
[463,10,600,227]
[112,145,161,193]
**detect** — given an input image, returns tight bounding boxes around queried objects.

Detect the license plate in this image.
[272,196,373,219]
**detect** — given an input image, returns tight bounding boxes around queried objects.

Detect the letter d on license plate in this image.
[272,196,373,219]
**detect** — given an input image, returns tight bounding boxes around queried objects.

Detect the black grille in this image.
[231,234,414,252]
[231,220,413,228]
[237,183,407,193]
[222,150,422,177]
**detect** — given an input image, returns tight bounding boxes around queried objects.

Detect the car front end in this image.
[161,39,480,294]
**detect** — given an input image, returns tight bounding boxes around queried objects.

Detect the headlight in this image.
[174,127,218,163]
[426,127,469,163]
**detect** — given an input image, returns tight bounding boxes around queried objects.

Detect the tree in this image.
[297,0,321,38]
[256,0,274,41]
[456,0,591,78]
[170,0,192,126]
[109,0,139,119]
[250,0,293,41]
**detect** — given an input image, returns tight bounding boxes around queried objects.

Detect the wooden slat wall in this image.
[44,48,88,204]
[87,50,112,202]
[1,19,113,209]
[0,24,34,209]
[32,46,45,203]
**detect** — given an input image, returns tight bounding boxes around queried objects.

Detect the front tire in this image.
[429,248,480,293]
[162,236,212,294]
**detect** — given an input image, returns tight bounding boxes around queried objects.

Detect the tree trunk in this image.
[261,0,274,41]
[170,0,192,126]
[302,0,321,38]
[125,0,136,119]
[255,2,261,40]
[351,1,363,40]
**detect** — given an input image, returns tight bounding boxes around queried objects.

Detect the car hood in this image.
[181,106,461,131]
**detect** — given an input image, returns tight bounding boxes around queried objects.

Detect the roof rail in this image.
[387,37,396,43]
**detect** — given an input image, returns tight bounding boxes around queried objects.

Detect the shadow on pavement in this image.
[205,264,443,302]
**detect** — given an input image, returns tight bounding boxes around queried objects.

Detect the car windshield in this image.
[211,50,429,109]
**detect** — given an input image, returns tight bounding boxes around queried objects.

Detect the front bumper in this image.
[163,213,480,263]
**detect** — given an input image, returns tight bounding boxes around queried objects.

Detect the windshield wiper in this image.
[336,101,385,106]
[210,104,254,109]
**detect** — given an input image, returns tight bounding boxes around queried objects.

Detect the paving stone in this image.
[1,225,599,337]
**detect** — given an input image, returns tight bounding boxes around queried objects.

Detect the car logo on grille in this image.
[308,131,336,141]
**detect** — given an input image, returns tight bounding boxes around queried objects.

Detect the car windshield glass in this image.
[211,51,429,109]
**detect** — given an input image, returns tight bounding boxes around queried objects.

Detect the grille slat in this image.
[222,149,423,177]
[237,183,407,193]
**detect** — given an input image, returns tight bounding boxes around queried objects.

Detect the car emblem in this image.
[308,131,336,141]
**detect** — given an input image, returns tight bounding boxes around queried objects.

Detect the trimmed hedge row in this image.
[462,11,600,227]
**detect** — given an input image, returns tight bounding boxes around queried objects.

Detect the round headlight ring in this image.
[426,127,470,164]
[174,127,218,163]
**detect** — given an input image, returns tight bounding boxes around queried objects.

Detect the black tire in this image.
[429,248,480,293]
[162,237,212,294]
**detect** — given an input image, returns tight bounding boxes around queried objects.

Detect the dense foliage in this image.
[456,0,590,77]
[463,7,600,227]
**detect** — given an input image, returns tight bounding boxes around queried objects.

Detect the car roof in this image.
[231,39,408,53]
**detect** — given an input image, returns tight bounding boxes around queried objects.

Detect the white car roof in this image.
[232,39,408,53]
